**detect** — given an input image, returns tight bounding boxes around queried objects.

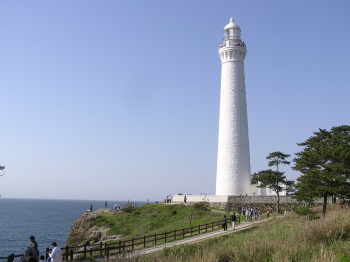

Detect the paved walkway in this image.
[114,219,266,260]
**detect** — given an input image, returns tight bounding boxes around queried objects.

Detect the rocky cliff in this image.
[65,209,121,247]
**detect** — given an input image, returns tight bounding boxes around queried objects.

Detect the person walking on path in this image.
[246,209,250,222]
[266,209,270,219]
[231,213,237,230]
[90,204,93,212]
[105,201,107,208]
[222,215,228,231]
[48,242,62,262]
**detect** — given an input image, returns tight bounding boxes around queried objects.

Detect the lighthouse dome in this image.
[223,18,241,41]
[224,18,240,30]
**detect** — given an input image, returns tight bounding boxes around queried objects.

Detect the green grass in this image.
[110,207,350,262]
[94,204,229,239]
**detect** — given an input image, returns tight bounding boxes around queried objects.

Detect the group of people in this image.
[113,203,124,210]
[24,236,62,262]
[86,201,139,213]
[165,195,172,203]
[221,206,274,230]
[241,207,263,222]
[237,206,273,221]
[112,202,138,210]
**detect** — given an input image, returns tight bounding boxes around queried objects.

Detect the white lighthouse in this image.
[216,18,252,196]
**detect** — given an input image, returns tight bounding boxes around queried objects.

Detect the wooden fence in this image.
[2,216,240,262]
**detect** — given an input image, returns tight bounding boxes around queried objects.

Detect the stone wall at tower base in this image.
[172,194,327,213]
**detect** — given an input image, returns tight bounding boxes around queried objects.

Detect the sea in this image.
[0,198,146,259]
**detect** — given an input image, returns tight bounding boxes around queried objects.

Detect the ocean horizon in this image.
[0,198,147,259]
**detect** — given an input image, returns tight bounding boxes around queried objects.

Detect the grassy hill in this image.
[94,203,227,239]
[110,205,350,262]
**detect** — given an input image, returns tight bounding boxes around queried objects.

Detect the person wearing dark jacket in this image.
[222,215,228,231]
[25,243,37,261]
[231,212,237,230]
[29,236,38,257]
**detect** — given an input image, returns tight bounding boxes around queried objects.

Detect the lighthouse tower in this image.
[216,18,252,196]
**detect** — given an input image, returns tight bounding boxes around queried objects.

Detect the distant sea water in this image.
[0,198,146,259]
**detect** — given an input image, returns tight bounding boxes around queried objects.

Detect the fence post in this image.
[106,246,109,260]
[70,249,73,261]
[182,228,185,239]
[65,246,69,261]
[144,235,146,248]
[118,240,121,254]
[174,229,176,240]
[132,238,134,250]
[154,233,157,246]
[83,243,87,260]
[198,225,200,234]
[191,226,193,236]
[104,243,107,257]
[165,231,167,243]
[7,254,14,262]
[89,247,92,258]
[206,223,208,232]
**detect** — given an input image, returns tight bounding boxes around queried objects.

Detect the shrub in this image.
[122,206,136,213]
[192,202,211,211]
[307,212,316,220]
[339,253,350,262]
[294,207,311,215]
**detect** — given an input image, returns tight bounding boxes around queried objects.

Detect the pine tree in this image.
[266,151,291,172]
[252,169,290,213]
[293,125,350,217]
[0,165,4,177]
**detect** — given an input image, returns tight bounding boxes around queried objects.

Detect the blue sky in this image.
[0,1,349,201]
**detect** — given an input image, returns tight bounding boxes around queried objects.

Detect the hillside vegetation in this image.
[94,203,227,239]
[111,205,350,262]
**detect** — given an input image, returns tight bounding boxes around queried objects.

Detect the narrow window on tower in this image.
[224,29,230,40]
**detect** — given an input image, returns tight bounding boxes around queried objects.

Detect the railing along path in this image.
[1,216,240,262]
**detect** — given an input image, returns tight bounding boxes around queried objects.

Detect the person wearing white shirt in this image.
[48,242,62,262]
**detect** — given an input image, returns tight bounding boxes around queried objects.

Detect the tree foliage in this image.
[252,169,292,213]
[253,169,286,192]
[266,151,291,172]
[293,125,350,217]
[0,165,4,177]
[253,151,292,213]
[285,180,296,195]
